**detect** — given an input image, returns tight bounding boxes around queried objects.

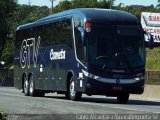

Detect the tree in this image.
[98,0,110,8]
[23,6,50,23]
[1,4,50,68]
[54,0,73,13]
[0,0,15,65]
[157,0,160,7]
[54,0,112,13]
[118,3,124,8]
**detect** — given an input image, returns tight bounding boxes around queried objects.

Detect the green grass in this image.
[146,78,160,85]
[145,48,160,84]
[0,110,8,120]
[146,48,160,71]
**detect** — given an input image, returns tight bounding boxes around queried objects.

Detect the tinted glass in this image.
[54,19,72,48]
[43,23,52,47]
[88,24,145,69]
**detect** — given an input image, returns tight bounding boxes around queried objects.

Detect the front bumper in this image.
[84,78,144,96]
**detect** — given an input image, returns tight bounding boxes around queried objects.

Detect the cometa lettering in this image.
[50,49,66,60]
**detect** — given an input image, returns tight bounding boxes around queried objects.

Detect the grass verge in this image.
[146,48,160,85]
[146,48,160,70]
[0,110,8,120]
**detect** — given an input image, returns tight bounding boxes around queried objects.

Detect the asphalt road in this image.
[0,87,160,120]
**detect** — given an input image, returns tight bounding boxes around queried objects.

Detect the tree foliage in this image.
[157,0,160,7]
[1,0,160,68]
[53,0,112,13]
[0,0,15,66]
[1,4,50,68]
[12,5,50,32]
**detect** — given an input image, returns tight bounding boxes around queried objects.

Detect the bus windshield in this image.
[88,24,145,69]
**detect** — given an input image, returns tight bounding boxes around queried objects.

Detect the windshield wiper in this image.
[96,50,134,72]
[96,55,111,70]
[96,55,113,70]
[117,49,134,73]
[96,55,109,60]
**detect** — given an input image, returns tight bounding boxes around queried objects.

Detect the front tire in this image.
[69,79,82,101]
[117,93,129,104]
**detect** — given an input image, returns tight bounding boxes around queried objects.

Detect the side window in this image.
[43,23,52,47]
[28,28,34,38]
[15,30,22,49]
[35,25,43,47]
[35,24,52,47]
[16,29,30,49]
[54,21,61,45]
[54,19,73,48]
[52,22,58,45]
[62,20,72,48]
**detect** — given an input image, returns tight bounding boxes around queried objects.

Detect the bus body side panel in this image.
[33,45,78,91]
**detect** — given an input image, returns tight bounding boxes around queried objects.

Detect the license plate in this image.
[112,86,123,91]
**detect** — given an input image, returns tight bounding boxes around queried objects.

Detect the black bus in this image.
[14,8,153,103]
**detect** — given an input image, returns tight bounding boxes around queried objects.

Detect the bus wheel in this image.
[29,77,45,97]
[29,77,37,97]
[117,93,129,104]
[24,78,29,96]
[69,79,82,101]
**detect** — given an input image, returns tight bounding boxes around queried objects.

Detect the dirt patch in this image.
[131,85,160,101]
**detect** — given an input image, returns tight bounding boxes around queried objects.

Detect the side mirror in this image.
[78,27,86,45]
[144,31,154,49]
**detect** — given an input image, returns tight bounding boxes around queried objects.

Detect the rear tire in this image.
[24,78,29,96]
[29,77,38,97]
[29,77,45,97]
[69,79,82,101]
[117,93,129,104]
[29,77,36,97]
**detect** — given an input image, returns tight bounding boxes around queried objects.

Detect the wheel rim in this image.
[24,80,28,94]
[70,81,75,97]
[29,79,33,94]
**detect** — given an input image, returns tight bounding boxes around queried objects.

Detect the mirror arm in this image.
[144,31,154,49]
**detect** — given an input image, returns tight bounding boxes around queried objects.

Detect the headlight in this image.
[134,76,145,81]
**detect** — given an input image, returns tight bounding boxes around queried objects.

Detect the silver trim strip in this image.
[82,69,142,84]
[72,18,87,69]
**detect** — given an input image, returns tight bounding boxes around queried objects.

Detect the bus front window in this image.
[88,25,145,70]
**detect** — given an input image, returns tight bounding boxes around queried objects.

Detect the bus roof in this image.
[17,8,140,31]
